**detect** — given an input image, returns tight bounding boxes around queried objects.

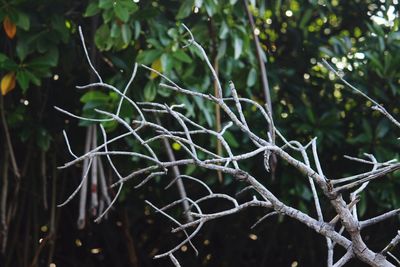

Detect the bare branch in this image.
[57,26,400,267]
[78,26,102,83]
[251,211,279,229]
[381,231,400,256]
[333,249,354,267]
[322,59,400,128]
[360,209,400,229]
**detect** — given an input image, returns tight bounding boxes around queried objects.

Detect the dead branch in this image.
[56,25,400,267]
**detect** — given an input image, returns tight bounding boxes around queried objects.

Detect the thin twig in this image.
[0,151,9,253]
[381,231,400,256]
[77,126,92,229]
[251,211,279,229]
[360,209,400,229]
[0,94,20,179]
[155,115,193,222]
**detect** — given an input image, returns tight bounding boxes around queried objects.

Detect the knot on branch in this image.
[234,170,249,182]
[326,191,339,201]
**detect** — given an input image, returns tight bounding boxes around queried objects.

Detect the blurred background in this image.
[0,0,400,266]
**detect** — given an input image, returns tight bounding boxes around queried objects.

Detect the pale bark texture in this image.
[57,26,400,266]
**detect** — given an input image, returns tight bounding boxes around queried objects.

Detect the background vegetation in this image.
[0,0,399,266]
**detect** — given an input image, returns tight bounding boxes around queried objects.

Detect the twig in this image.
[121,208,139,267]
[169,253,181,267]
[322,58,400,128]
[47,152,58,265]
[94,125,124,223]
[0,94,20,179]
[41,151,48,210]
[243,0,272,113]
[208,18,223,183]
[360,209,400,229]
[58,158,93,208]
[333,248,353,267]
[155,116,193,222]
[56,26,400,267]
[78,26,102,83]
[387,252,400,266]
[0,151,9,253]
[350,154,377,220]
[243,0,277,179]
[97,158,111,206]
[381,231,400,256]
[329,196,360,225]
[90,126,99,215]
[251,211,279,229]
[334,164,400,192]
[77,126,92,229]
[29,233,54,267]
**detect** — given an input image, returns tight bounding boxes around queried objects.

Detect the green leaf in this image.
[299,8,313,29]
[223,131,239,148]
[134,21,141,39]
[136,49,162,64]
[102,8,114,23]
[176,0,194,19]
[25,71,40,86]
[16,70,30,92]
[16,12,30,30]
[16,41,29,61]
[144,81,157,101]
[0,53,17,70]
[80,91,109,103]
[234,36,243,59]
[108,55,128,70]
[217,40,227,60]
[172,50,192,63]
[246,68,257,87]
[204,0,218,16]
[184,164,197,176]
[7,105,26,127]
[110,22,121,38]
[99,0,113,9]
[95,24,111,51]
[29,48,59,68]
[158,86,172,97]
[120,0,138,11]
[306,107,316,124]
[101,119,118,132]
[51,16,70,43]
[82,100,108,111]
[84,2,100,17]
[195,0,203,7]
[193,97,212,126]
[0,53,9,62]
[121,24,132,44]
[219,21,229,39]
[160,53,173,73]
[347,133,369,144]
[114,2,130,22]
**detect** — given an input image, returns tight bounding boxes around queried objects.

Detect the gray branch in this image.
[56,25,400,267]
